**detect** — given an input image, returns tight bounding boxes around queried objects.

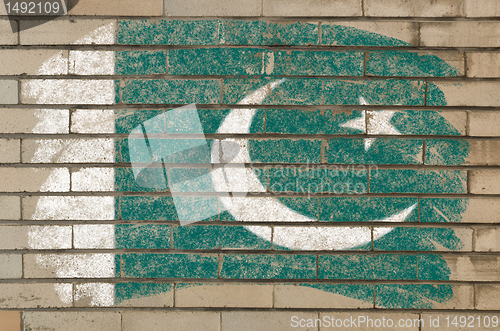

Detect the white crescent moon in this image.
[211,79,417,250]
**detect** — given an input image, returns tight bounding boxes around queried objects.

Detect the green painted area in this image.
[220,254,317,279]
[197,109,232,133]
[223,78,425,106]
[115,168,169,192]
[375,284,453,309]
[262,108,462,136]
[115,224,171,249]
[319,197,418,222]
[268,167,367,194]
[115,282,173,304]
[120,196,178,220]
[169,48,266,76]
[250,109,266,134]
[265,109,364,135]
[114,19,468,309]
[114,80,120,104]
[173,225,270,250]
[223,77,322,105]
[326,138,423,165]
[321,24,411,47]
[248,139,322,163]
[115,109,230,135]
[370,169,467,194]
[373,227,464,251]
[425,139,470,165]
[120,79,220,104]
[272,50,363,76]
[117,20,220,45]
[115,109,163,134]
[121,253,219,278]
[323,79,425,106]
[114,139,121,163]
[319,254,418,280]
[420,198,468,223]
[366,51,461,77]
[169,168,214,192]
[115,254,121,278]
[115,51,167,75]
[391,110,463,136]
[221,20,319,46]
[418,254,451,280]
[426,82,447,106]
[117,20,420,48]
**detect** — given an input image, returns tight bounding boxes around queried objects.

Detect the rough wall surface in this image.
[1,0,500,330]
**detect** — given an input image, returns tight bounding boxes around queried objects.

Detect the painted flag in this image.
[25,19,471,309]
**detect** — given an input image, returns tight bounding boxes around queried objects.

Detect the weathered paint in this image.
[25,19,471,310]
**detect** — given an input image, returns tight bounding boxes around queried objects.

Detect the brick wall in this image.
[1,0,500,330]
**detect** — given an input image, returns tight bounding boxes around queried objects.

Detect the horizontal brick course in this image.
[422,198,500,223]
[20,20,115,45]
[0,225,71,249]
[122,311,220,331]
[263,0,362,16]
[22,139,114,163]
[22,196,115,220]
[0,50,68,75]
[23,253,117,278]
[69,0,163,16]
[428,82,500,107]
[442,255,500,281]
[223,311,318,331]
[23,312,121,331]
[425,139,500,166]
[176,283,273,307]
[0,168,69,192]
[0,109,68,134]
[421,22,500,47]
[476,284,500,310]
[165,0,262,16]
[475,228,500,252]
[365,0,463,17]
[274,284,373,308]
[465,0,500,17]
[467,52,500,78]
[469,111,500,137]
[321,21,418,46]
[70,109,114,133]
[0,283,72,308]
[375,284,473,309]
[470,170,500,194]
[21,79,115,104]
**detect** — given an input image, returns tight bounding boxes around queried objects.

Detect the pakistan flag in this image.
[111,19,469,309]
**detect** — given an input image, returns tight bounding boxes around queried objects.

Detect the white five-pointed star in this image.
[340,96,401,151]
